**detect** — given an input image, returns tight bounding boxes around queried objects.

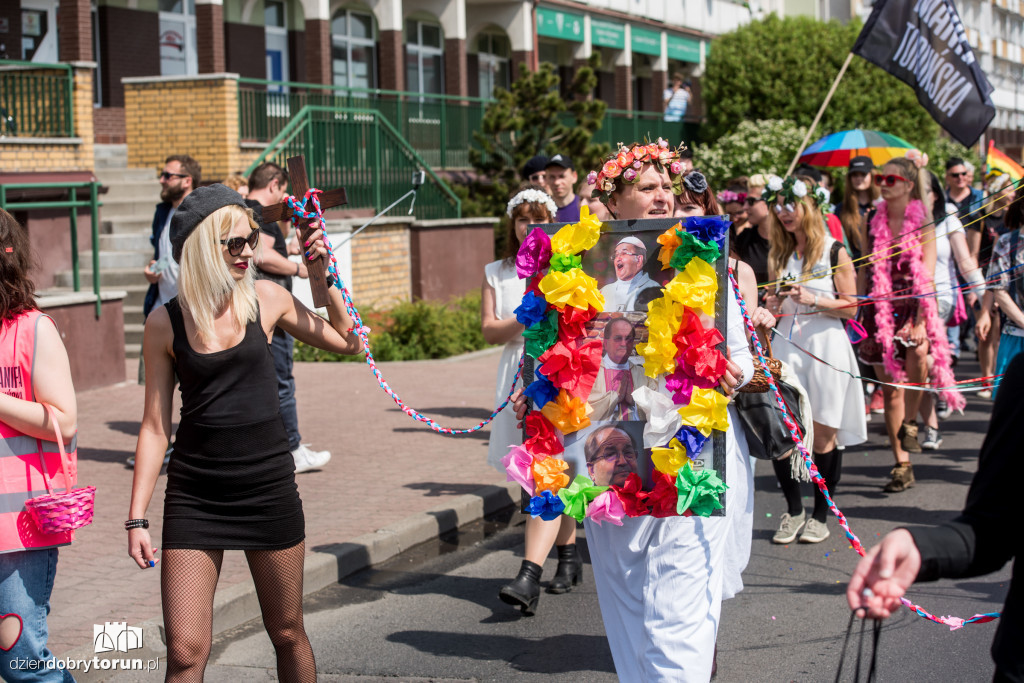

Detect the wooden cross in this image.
[260,156,348,308]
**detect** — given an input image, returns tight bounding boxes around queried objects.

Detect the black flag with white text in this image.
[852,0,995,147]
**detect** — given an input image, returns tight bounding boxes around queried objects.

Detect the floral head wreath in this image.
[761,174,830,210]
[905,148,929,169]
[586,138,687,205]
[506,188,559,219]
[716,189,747,204]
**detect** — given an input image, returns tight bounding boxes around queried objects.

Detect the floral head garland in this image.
[507,188,558,219]
[716,189,747,204]
[761,175,830,211]
[586,138,687,205]
[905,148,929,170]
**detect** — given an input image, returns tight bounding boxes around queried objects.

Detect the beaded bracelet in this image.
[124,519,149,530]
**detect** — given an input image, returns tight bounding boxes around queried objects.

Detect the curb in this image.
[64,480,520,682]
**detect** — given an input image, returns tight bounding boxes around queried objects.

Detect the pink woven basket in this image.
[23,404,96,535]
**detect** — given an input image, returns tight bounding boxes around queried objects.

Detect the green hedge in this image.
[293,290,490,362]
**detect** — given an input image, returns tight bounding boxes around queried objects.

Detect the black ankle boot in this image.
[499,560,542,615]
[546,544,583,594]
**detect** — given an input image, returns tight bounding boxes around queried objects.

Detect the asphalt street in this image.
[106,369,1010,682]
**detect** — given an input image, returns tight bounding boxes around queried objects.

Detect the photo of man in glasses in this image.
[599,236,660,312]
[583,423,644,488]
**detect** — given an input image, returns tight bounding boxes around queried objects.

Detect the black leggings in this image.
[772,448,843,523]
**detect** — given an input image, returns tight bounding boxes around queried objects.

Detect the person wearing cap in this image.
[544,154,581,223]
[838,156,879,265]
[521,154,549,191]
[599,236,660,312]
[126,184,363,680]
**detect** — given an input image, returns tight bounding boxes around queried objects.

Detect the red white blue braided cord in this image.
[285,190,522,435]
[728,271,999,630]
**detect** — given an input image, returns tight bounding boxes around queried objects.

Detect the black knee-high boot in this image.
[812,448,843,523]
[771,457,804,516]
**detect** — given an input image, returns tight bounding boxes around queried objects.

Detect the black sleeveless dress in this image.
[161,297,305,550]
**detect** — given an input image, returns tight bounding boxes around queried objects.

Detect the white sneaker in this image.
[292,443,331,473]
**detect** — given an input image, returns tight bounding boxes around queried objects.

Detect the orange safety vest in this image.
[0,310,76,553]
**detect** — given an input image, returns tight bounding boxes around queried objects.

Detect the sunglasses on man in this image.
[948,171,970,178]
[874,174,910,187]
[159,171,189,181]
[744,196,763,206]
[220,227,260,256]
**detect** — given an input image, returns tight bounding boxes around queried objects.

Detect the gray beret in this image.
[170,184,248,263]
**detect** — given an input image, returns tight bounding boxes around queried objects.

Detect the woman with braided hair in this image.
[126,185,363,682]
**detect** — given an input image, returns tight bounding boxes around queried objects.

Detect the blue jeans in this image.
[271,330,301,450]
[0,548,74,682]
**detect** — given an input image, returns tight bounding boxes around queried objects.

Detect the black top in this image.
[246,198,292,292]
[908,354,1023,680]
[736,226,771,289]
[968,213,1007,268]
[166,297,280,425]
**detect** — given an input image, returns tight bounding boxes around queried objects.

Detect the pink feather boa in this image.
[868,200,965,411]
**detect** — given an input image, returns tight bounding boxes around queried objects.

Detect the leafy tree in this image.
[703,14,940,147]
[462,54,610,229]
[693,119,809,188]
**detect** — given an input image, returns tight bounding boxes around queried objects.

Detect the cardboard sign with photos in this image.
[517,215,730,521]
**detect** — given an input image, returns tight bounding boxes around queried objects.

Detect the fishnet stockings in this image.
[160,543,315,683]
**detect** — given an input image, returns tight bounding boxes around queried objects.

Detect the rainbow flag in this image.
[986,141,1023,183]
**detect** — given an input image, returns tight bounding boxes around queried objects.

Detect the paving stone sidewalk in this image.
[50,349,510,656]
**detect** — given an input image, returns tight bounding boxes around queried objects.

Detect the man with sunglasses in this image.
[245,163,331,474]
[945,157,984,224]
[143,155,200,322]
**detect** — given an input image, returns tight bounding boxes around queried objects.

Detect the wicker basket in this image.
[23,403,95,535]
[738,334,783,394]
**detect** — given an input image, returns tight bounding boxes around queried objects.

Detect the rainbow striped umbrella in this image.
[798,129,915,168]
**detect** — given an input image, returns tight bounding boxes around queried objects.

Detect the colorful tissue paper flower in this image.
[672,310,728,386]
[651,438,692,478]
[656,223,684,270]
[516,227,552,279]
[515,291,549,327]
[525,490,566,521]
[675,425,709,457]
[638,296,685,377]
[502,445,536,495]
[523,310,559,360]
[586,490,626,526]
[611,473,650,517]
[648,470,682,518]
[523,370,559,408]
[540,390,593,434]
[664,258,719,317]
[533,456,570,494]
[558,305,599,343]
[549,206,601,254]
[632,386,683,448]
[526,273,545,298]
[683,216,730,251]
[539,268,605,311]
[523,412,563,456]
[538,340,602,399]
[549,252,583,272]
[557,475,609,521]
[669,230,722,271]
[677,387,731,436]
[676,463,727,517]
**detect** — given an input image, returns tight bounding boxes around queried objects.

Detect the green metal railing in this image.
[244,105,461,220]
[0,182,103,317]
[238,79,491,169]
[0,59,75,137]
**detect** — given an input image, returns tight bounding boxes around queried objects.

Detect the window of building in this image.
[266,0,290,92]
[475,31,510,98]
[332,9,377,91]
[158,0,197,76]
[406,19,444,97]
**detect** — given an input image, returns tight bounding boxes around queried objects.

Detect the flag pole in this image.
[785,52,856,176]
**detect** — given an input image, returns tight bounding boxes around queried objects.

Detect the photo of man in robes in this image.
[599,236,661,312]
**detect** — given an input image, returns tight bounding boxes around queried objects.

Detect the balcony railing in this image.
[0,60,75,138]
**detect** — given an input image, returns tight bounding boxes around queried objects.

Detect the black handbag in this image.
[733,376,807,460]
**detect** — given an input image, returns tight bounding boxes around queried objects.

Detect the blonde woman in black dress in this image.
[126,185,362,682]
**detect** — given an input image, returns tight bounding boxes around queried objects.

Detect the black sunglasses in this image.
[159,171,189,180]
[948,171,970,178]
[220,228,260,256]
[744,196,762,206]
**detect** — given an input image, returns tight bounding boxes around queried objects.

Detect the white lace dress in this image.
[484,259,526,472]
[775,237,867,446]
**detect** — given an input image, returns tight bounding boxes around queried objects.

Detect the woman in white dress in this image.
[765,176,867,545]
[482,185,583,614]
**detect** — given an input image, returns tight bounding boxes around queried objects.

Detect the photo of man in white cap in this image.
[599,236,660,312]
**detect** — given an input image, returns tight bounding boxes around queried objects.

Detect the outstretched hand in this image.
[846,528,921,619]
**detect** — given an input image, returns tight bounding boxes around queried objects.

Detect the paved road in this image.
[104,368,1011,682]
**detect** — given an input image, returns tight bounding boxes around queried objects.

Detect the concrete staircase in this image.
[55,144,160,359]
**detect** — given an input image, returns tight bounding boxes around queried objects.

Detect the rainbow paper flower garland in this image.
[508,211,734,524]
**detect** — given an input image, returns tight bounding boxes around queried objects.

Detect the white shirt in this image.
[933,202,963,311]
[155,208,180,308]
[600,271,659,312]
